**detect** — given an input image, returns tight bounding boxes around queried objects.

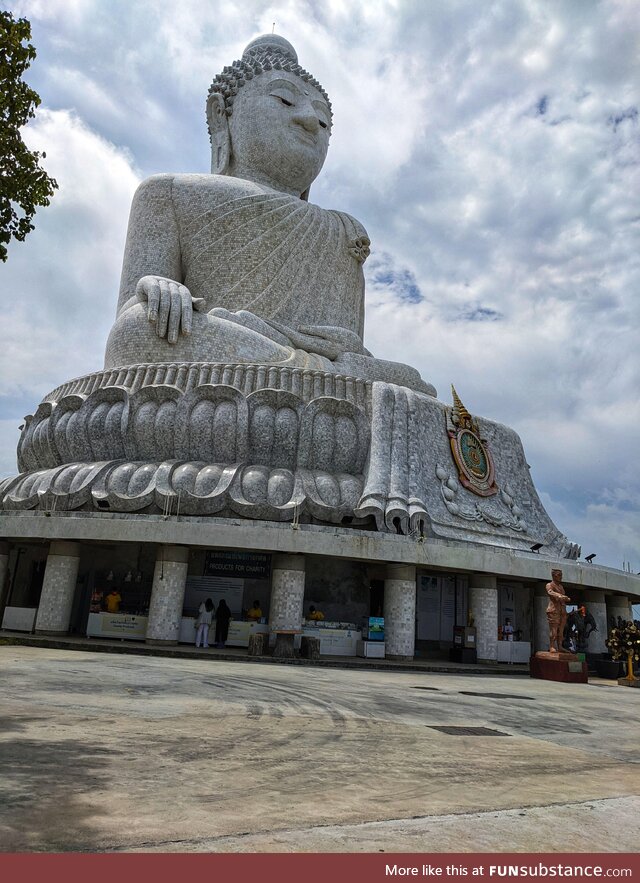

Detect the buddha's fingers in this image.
[180,288,193,336]
[166,282,183,344]
[156,279,171,339]
[144,278,161,323]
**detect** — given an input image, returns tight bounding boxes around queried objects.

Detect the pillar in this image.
[35,541,81,635]
[468,574,498,661]
[534,583,550,653]
[584,589,608,654]
[0,542,10,621]
[269,554,305,657]
[383,564,416,661]
[146,545,189,645]
[606,595,632,629]
[269,554,305,631]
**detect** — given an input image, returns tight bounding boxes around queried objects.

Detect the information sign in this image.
[204,551,271,579]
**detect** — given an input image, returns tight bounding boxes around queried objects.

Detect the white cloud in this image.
[2,108,139,394]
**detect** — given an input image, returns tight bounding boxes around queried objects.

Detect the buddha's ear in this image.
[207,92,230,174]
[300,185,310,202]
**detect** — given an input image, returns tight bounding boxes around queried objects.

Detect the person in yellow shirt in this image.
[105,588,122,614]
[307,605,324,621]
[246,600,262,621]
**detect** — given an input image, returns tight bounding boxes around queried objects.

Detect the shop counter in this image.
[2,606,37,632]
[87,612,148,640]
[356,640,385,658]
[227,621,269,647]
[296,625,362,656]
[178,617,269,646]
[496,640,531,663]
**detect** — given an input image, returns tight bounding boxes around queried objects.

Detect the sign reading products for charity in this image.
[204,551,271,579]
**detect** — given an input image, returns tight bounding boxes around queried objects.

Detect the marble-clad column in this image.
[584,589,608,654]
[35,541,81,635]
[534,582,550,653]
[146,545,189,645]
[0,542,10,615]
[468,574,498,661]
[384,564,416,661]
[268,554,305,633]
[606,595,632,628]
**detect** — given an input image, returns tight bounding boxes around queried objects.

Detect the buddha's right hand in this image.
[135,275,206,344]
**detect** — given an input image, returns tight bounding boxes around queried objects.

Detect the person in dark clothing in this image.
[215,599,232,648]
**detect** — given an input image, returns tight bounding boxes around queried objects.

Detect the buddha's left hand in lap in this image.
[207,308,368,360]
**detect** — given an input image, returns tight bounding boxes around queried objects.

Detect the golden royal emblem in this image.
[446,386,497,497]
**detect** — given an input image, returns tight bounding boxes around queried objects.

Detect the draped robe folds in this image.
[177,179,367,338]
[105,174,378,372]
[106,173,432,390]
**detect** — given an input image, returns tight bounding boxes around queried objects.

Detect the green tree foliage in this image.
[0,11,57,262]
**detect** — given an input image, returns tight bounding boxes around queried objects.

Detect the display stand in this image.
[530,651,588,683]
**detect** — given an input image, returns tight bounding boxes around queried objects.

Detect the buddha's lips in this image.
[294,129,318,145]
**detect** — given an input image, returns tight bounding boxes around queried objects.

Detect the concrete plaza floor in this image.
[0,645,638,853]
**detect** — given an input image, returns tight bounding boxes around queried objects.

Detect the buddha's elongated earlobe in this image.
[207,92,231,174]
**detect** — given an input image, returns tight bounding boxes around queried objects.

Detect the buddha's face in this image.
[227,69,332,196]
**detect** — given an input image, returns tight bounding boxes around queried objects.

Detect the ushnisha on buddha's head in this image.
[206,34,332,199]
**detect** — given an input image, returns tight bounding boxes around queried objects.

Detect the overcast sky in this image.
[2,0,639,581]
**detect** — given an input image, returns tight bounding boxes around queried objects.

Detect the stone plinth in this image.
[530,652,588,683]
[384,564,416,660]
[146,545,189,644]
[0,360,580,560]
[617,678,640,688]
[469,575,498,661]
[34,540,81,635]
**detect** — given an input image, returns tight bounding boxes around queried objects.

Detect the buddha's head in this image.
[207,35,332,199]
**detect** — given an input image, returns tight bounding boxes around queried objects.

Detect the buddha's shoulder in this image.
[134,173,299,205]
[133,173,250,203]
[325,208,369,243]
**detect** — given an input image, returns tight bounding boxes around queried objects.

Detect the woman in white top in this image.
[195,598,215,648]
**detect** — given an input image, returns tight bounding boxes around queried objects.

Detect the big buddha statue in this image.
[105,34,431,394]
[1,35,579,560]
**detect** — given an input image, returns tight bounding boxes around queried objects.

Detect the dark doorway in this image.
[370,579,384,616]
[25,560,46,607]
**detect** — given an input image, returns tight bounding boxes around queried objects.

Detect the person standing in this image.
[105,588,122,614]
[214,599,232,648]
[195,598,215,648]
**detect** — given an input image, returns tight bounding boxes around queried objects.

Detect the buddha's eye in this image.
[318,120,327,129]
[277,96,293,107]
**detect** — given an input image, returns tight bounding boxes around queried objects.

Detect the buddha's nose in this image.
[292,101,320,134]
